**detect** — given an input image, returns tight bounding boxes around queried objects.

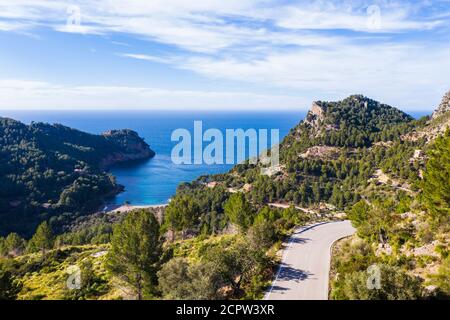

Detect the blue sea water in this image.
[2,110,304,205]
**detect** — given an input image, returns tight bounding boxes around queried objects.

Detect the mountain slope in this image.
[286,95,413,149]
[0,118,155,237]
[1,92,448,300]
[183,95,420,222]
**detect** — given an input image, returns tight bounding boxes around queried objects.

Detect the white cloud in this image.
[119,53,177,64]
[120,42,450,111]
[0,0,446,52]
[0,1,448,111]
[271,1,443,32]
[0,79,309,110]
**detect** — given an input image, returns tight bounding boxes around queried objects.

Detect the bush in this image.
[429,256,450,298]
[331,264,423,300]
[246,220,276,251]
[0,261,22,300]
[157,258,220,300]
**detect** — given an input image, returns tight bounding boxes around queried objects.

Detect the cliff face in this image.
[432,90,450,119]
[101,129,156,169]
[304,102,325,129]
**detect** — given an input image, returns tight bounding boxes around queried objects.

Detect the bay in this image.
[2,110,304,205]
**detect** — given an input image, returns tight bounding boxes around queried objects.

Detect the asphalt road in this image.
[265,220,356,300]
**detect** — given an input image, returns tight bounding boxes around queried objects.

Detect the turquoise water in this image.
[3,111,304,205]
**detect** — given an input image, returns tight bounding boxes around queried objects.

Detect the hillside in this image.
[328,94,450,299]
[179,95,425,228]
[169,93,449,299]
[0,118,155,237]
[0,93,448,300]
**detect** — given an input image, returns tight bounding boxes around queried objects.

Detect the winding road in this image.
[265,220,356,300]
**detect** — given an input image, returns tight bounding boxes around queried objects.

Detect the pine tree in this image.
[422,130,450,221]
[163,195,199,240]
[3,233,26,256]
[223,193,254,232]
[28,221,54,254]
[106,209,162,300]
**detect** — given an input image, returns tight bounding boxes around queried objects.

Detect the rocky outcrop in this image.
[304,102,325,129]
[299,146,342,159]
[403,90,450,143]
[303,101,342,135]
[432,90,450,119]
[100,129,155,169]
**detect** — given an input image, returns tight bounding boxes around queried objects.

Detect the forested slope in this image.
[0,118,155,236]
[1,92,448,300]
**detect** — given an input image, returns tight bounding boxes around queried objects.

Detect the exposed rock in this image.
[91,250,108,258]
[401,90,450,143]
[261,165,283,177]
[402,108,450,143]
[242,183,253,192]
[222,222,239,235]
[227,187,238,193]
[400,211,417,220]
[42,203,52,209]
[206,181,219,188]
[373,141,393,147]
[411,240,441,258]
[304,102,326,130]
[225,183,253,193]
[424,285,439,296]
[432,89,450,119]
[376,243,393,256]
[409,149,424,164]
[299,145,341,159]
[413,149,423,159]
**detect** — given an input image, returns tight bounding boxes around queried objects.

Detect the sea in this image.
[2,110,430,205]
[1,110,306,205]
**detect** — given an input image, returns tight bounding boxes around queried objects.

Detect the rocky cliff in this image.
[432,90,450,119]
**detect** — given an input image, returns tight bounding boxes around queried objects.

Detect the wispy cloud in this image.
[271,1,444,32]
[1,1,448,51]
[119,53,176,64]
[0,79,308,110]
[0,1,449,110]
[120,41,450,110]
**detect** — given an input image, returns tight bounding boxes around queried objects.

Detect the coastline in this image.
[103,203,168,215]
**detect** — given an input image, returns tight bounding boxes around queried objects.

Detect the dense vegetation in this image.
[330,129,449,299]
[0,117,154,236]
[177,96,427,215]
[0,94,448,300]
[0,203,314,300]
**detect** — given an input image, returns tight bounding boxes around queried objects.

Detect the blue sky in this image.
[0,0,449,111]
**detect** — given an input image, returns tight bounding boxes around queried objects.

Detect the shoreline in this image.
[102,203,168,215]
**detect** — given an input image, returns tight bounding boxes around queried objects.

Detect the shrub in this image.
[331,264,423,300]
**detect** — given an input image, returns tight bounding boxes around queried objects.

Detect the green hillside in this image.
[0,118,155,237]
[0,93,448,300]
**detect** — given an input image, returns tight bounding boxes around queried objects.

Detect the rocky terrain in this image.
[432,90,450,119]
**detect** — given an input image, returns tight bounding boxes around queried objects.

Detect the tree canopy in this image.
[106,209,162,299]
